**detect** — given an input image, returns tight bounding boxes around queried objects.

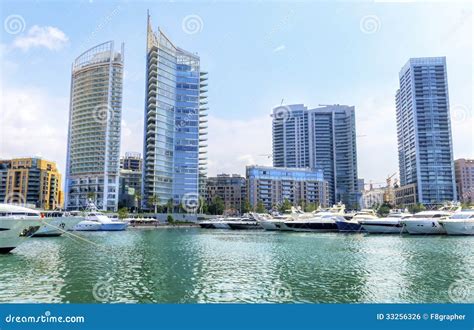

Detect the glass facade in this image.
[143,15,208,208]
[396,57,456,205]
[65,41,124,211]
[272,104,359,208]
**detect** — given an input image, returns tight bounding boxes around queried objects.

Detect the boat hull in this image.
[441,221,474,235]
[227,223,261,230]
[284,221,338,232]
[33,216,84,237]
[0,218,42,253]
[403,220,446,235]
[361,223,404,234]
[99,223,128,231]
[73,221,102,231]
[335,220,365,233]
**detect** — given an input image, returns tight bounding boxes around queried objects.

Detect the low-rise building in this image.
[394,183,418,207]
[360,188,385,209]
[246,165,328,211]
[0,157,63,209]
[206,174,246,215]
[120,152,142,171]
[455,158,474,204]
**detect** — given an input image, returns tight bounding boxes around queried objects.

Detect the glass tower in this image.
[396,57,456,205]
[272,104,359,208]
[65,41,124,211]
[143,14,208,208]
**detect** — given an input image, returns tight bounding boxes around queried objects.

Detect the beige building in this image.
[455,159,474,204]
[0,157,63,210]
[206,174,246,215]
[394,183,418,207]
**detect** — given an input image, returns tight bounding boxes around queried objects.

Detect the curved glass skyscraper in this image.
[65,41,124,211]
[143,14,208,209]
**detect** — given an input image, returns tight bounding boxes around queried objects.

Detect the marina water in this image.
[0,228,472,303]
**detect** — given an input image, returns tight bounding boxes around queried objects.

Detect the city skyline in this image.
[0,1,472,187]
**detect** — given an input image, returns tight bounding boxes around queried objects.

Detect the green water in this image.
[0,228,472,303]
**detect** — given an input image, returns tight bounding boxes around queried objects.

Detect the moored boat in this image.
[33,211,84,237]
[73,203,128,231]
[359,209,411,234]
[439,210,474,235]
[0,204,43,253]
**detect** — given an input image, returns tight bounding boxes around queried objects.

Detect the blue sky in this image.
[0,0,472,186]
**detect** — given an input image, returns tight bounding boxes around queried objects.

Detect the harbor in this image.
[0,227,472,304]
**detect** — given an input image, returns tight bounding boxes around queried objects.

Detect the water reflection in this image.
[0,228,471,303]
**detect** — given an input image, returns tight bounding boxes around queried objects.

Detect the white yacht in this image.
[402,203,461,235]
[73,203,128,231]
[0,204,43,253]
[227,214,262,230]
[198,218,231,229]
[359,209,412,234]
[33,211,84,237]
[336,209,377,232]
[283,203,346,232]
[253,212,294,231]
[439,210,474,235]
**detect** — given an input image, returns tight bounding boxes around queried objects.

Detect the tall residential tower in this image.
[143,14,208,209]
[65,41,124,211]
[396,57,456,205]
[272,104,359,207]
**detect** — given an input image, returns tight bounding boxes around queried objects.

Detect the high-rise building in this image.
[142,14,208,209]
[65,41,124,211]
[246,165,328,211]
[120,152,142,171]
[118,152,142,210]
[272,104,359,208]
[206,174,247,215]
[0,157,63,209]
[396,57,456,205]
[454,158,474,204]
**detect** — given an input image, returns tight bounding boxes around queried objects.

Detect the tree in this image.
[134,191,142,211]
[167,214,174,223]
[377,202,391,217]
[304,202,318,212]
[279,199,292,213]
[118,207,128,219]
[255,200,266,213]
[241,200,251,214]
[208,197,225,215]
[166,198,174,214]
[86,192,96,202]
[408,203,426,214]
[148,194,160,214]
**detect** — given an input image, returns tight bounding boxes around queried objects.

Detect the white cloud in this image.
[13,26,69,51]
[0,85,69,178]
[207,115,272,176]
[273,44,286,53]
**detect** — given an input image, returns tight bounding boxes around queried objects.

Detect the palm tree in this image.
[148,194,160,214]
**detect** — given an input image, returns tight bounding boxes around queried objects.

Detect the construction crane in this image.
[384,173,397,205]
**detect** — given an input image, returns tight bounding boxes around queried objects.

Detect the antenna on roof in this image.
[280,99,284,105]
